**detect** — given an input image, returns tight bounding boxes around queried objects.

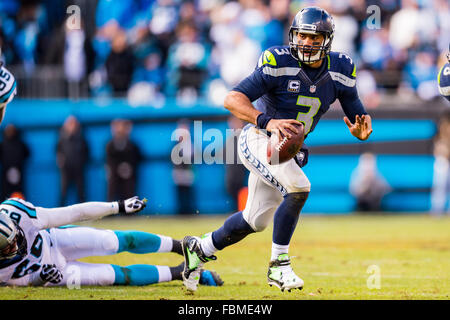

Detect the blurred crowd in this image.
[0,115,250,214]
[0,0,449,106]
[0,116,146,214]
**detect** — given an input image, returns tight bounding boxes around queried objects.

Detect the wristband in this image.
[118,200,125,213]
[256,113,272,129]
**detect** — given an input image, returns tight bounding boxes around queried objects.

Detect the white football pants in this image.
[237,124,310,232]
[40,226,119,286]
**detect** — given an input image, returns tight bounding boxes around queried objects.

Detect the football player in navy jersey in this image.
[431,46,450,214]
[181,6,373,292]
[438,46,450,101]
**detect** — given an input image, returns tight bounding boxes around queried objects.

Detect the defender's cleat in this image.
[267,254,304,291]
[181,236,217,291]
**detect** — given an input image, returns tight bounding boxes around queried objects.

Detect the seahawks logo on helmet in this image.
[288,6,335,64]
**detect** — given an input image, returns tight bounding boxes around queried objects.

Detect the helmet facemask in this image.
[289,27,333,64]
[0,238,19,260]
[0,219,27,261]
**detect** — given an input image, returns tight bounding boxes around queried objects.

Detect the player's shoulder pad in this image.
[327,51,357,88]
[0,64,17,104]
[257,45,296,69]
[1,198,37,218]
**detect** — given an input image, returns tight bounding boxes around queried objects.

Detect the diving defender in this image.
[0,196,222,287]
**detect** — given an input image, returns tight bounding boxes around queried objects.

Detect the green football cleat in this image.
[181,236,217,292]
[267,254,304,292]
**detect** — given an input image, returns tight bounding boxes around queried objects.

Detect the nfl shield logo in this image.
[309,85,316,93]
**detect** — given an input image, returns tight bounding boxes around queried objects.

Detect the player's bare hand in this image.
[266,119,302,139]
[344,114,372,141]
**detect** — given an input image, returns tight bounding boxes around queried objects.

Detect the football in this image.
[267,123,304,165]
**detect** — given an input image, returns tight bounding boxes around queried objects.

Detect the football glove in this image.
[40,264,63,284]
[118,196,147,214]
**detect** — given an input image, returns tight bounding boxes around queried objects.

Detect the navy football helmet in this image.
[289,6,335,64]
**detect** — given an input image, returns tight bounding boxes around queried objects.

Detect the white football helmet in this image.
[0,213,27,261]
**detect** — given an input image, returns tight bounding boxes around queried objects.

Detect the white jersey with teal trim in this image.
[0,64,17,105]
[0,198,46,285]
[438,62,450,102]
[0,198,120,285]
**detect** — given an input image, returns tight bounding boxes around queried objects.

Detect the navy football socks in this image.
[211,211,255,250]
[272,192,309,245]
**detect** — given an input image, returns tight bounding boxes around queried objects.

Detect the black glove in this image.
[294,147,309,168]
[40,264,63,284]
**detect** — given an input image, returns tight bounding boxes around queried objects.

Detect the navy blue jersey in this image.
[438,62,450,102]
[233,45,367,136]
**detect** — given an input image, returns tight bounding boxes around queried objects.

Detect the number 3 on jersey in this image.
[296,95,321,135]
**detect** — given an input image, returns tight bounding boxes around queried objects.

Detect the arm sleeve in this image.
[338,85,367,123]
[232,68,272,102]
[35,201,120,229]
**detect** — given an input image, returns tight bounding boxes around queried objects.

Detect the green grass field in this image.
[0,214,449,300]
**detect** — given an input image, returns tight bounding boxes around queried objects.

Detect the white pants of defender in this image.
[237,125,311,232]
[40,227,120,286]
